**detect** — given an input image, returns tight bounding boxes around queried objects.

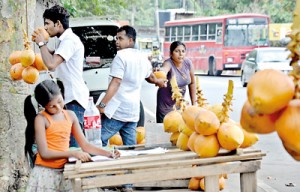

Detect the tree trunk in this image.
[0,0,57,191]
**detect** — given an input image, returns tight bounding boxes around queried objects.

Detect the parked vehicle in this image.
[240,47,292,87]
[69,18,119,99]
[150,47,163,68]
[70,17,145,126]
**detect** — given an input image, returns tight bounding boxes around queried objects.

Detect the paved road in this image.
[138,74,300,192]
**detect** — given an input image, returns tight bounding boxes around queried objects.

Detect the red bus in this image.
[164,13,270,76]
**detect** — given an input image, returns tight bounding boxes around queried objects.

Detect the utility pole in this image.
[131,5,136,26]
[182,0,186,10]
[155,0,160,44]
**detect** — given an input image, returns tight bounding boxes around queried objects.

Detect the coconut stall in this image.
[62,45,300,191]
[63,72,266,192]
[62,3,300,190]
[8,1,300,191]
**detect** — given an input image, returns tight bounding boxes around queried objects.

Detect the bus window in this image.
[171,27,176,42]
[225,24,268,47]
[225,25,246,46]
[208,23,216,40]
[200,24,207,41]
[177,26,184,41]
[165,27,170,41]
[192,25,199,41]
[225,16,268,47]
[184,26,191,41]
[216,23,223,43]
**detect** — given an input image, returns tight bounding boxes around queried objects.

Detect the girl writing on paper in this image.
[24,79,120,191]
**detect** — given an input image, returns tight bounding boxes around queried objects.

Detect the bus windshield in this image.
[225,20,268,47]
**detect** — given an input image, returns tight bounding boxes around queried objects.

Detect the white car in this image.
[70,17,145,126]
[70,18,119,100]
[241,47,292,87]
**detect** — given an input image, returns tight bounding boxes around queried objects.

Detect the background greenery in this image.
[60,0,295,26]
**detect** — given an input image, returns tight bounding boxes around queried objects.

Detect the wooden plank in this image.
[64,148,262,173]
[64,150,264,174]
[241,172,257,192]
[80,160,261,189]
[75,160,82,172]
[133,179,189,188]
[64,152,265,179]
[66,163,188,180]
[64,150,198,175]
[204,175,219,192]
[64,150,197,172]
[218,148,260,156]
[72,178,82,192]
[64,155,264,180]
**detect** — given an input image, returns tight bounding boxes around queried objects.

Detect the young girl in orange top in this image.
[24,79,120,191]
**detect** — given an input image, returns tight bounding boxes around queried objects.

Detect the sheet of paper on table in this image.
[68,155,114,162]
[119,147,168,157]
[68,147,168,162]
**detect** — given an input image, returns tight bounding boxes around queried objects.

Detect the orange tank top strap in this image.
[62,110,72,123]
[41,110,54,125]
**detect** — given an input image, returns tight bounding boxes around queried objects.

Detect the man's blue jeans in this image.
[101,114,137,147]
[65,101,85,148]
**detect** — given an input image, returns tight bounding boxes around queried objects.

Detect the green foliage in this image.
[60,0,130,18]
[211,0,295,23]
[262,0,294,23]
[59,0,295,26]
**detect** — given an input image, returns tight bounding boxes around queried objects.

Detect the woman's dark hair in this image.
[170,41,186,55]
[117,25,136,42]
[24,80,62,160]
[43,5,70,29]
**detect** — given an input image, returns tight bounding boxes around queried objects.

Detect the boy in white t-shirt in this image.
[32,5,89,147]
